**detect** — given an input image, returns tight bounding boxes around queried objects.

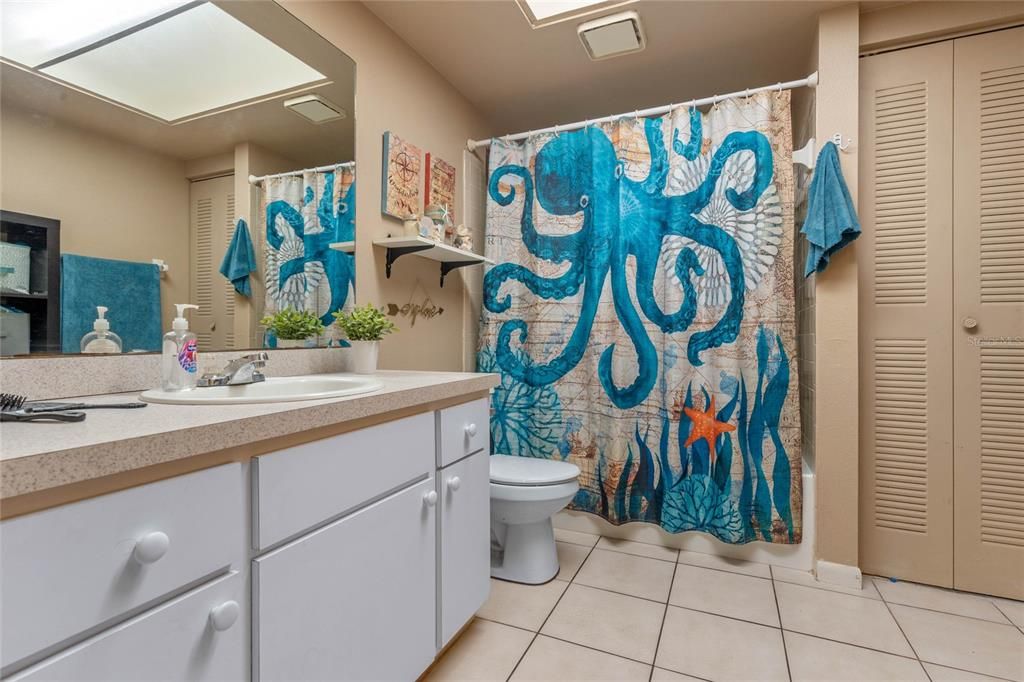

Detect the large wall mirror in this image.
[0,0,356,357]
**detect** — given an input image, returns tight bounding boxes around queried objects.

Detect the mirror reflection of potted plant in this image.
[260,308,325,349]
[332,304,397,374]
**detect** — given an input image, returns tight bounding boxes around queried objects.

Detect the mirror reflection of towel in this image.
[801,141,860,277]
[220,218,257,297]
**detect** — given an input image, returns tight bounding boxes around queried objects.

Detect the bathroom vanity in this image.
[0,371,497,681]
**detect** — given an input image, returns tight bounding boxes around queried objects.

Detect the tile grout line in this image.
[504,536,600,682]
[990,602,1024,635]
[874,587,925,665]
[770,568,794,682]
[648,554,680,682]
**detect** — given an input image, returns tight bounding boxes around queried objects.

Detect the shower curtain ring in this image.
[776,82,783,92]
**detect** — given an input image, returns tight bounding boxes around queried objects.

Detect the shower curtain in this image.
[263,166,355,327]
[478,92,802,544]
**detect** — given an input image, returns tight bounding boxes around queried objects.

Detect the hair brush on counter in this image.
[0,393,86,422]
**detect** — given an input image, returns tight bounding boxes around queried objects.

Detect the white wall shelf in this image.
[373,236,493,287]
[328,241,355,253]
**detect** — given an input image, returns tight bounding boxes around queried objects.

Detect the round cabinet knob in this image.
[465,423,478,437]
[962,317,979,330]
[133,531,170,564]
[209,601,240,632]
[447,476,461,492]
[423,490,438,507]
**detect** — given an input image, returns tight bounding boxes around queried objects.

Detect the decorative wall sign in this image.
[381,131,422,219]
[385,283,444,327]
[424,153,456,223]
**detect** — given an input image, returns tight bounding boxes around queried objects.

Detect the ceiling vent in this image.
[577,10,645,61]
[284,94,345,124]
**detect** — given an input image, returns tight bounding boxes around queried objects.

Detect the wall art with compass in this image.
[381,131,423,219]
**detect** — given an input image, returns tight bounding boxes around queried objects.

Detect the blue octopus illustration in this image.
[484,110,774,408]
[266,173,355,325]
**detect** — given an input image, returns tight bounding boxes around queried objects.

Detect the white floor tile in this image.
[555,541,590,582]
[574,548,676,602]
[427,619,534,681]
[541,584,665,664]
[656,606,789,681]
[784,631,928,682]
[773,565,882,599]
[651,668,705,681]
[510,635,651,681]
[871,577,1011,624]
[993,597,1024,630]
[553,527,600,547]
[678,549,772,578]
[670,563,779,627]
[775,581,914,656]
[477,578,568,631]
[890,604,1024,681]
[596,537,678,562]
[922,662,1006,681]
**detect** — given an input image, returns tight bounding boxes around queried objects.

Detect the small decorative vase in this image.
[276,338,310,349]
[347,340,380,374]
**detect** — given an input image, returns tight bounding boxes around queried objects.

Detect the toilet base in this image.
[490,518,559,584]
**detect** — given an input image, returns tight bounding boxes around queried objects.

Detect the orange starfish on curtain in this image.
[683,394,737,466]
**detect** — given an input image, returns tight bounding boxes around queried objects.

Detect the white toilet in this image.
[489,455,581,584]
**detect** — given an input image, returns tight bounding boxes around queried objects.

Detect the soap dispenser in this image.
[80,306,123,354]
[162,303,199,391]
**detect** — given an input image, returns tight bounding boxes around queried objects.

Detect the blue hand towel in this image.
[61,254,162,353]
[801,141,860,277]
[219,218,257,297]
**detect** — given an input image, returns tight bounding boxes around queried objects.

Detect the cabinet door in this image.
[254,477,437,682]
[439,450,491,647]
[9,572,245,682]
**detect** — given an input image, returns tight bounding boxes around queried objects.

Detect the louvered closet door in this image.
[859,42,955,587]
[952,26,1024,600]
[189,175,238,350]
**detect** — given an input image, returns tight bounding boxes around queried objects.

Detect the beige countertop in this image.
[0,370,498,502]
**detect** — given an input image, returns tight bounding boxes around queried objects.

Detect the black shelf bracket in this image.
[384,244,433,279]
[439,261,481,288]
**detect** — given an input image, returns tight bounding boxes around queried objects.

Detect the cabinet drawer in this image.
[0,463,242,672]
[254,477,437,682]
[253,412,434,549]
[438,398,489,467]
[9,571,245,681]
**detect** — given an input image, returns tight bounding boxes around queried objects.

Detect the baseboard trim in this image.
[815,560,863,589]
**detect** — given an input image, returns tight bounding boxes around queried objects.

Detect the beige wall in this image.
[281,1,490,372]
[860,1,1024,53]
[0,106,190,329]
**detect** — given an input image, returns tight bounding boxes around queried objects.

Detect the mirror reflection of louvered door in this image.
[952,26,1024,601]
[860,28,1024,600]
[860,41,955,590]
[189,175,238,350]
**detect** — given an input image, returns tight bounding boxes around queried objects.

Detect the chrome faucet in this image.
[198,352,269,387]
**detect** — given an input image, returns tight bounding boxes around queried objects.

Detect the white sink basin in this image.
[140,375,383,405]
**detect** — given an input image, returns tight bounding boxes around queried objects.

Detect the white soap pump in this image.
[161,303,200,391]
[80,306,123,354]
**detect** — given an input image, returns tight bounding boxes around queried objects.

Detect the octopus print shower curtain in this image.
[263,166,356,326]
[478,92,802,544]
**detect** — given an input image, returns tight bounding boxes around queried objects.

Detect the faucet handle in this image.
[241,352,269,366]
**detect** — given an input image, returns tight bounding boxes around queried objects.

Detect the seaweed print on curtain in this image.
[479,92,802,544]
[263,167,355,327]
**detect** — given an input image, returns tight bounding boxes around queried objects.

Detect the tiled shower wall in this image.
[793,91,817,471]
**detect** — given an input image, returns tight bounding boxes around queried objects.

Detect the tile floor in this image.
[427,530,1024,682]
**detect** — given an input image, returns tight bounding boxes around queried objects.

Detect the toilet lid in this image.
[490,455,580,486]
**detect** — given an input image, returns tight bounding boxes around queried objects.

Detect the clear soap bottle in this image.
[161,303,199,391]
[80,306,123,354]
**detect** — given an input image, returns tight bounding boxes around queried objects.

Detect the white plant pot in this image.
[276,338,312,349]
[347,340,380,374]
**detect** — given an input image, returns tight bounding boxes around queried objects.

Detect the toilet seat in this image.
[490,455,580,486]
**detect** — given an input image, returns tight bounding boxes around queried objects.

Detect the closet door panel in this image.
[952,26,1024,600]
[859,42,955,586]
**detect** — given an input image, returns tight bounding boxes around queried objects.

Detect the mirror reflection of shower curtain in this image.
[262,166,355,332]
[478,92,802,545]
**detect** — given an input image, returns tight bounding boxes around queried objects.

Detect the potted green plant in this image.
[260,308,325,349]
[332,303,397,374]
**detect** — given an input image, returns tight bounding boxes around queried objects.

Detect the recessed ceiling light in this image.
[37,3,325,122]
[516,0,634,27]
[284,94,346,124]
[578,10,646,61]
[0,0,192,67]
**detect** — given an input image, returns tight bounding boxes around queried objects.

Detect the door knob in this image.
[447,476,461,492]
[465,423,477,437]
[209,601,240,631]
[423,490,438,507]
[962,317,978,330]
[133,531,170,564]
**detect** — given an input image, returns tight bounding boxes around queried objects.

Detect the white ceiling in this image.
[364,0,843,134]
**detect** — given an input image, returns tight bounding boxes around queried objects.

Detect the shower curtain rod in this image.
[248,161,355,186]
[466,72,818,151]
